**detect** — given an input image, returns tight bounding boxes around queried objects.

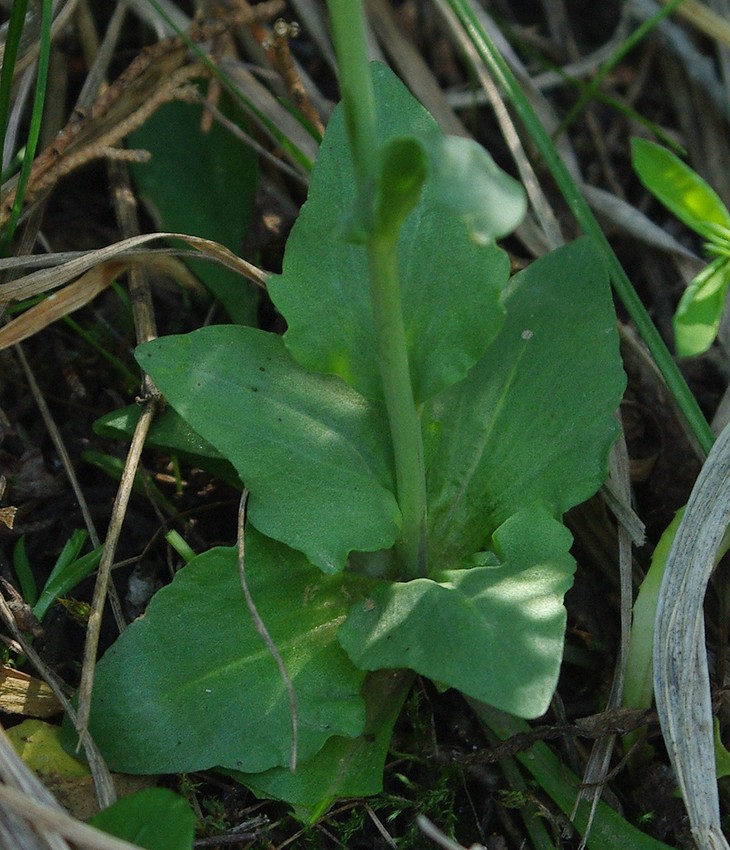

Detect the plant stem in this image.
[368,236,428,576]
[326,0,378,187]
[326,0,428,576]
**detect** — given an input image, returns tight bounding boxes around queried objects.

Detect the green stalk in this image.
[367,235,428,576]
[326,0,427,576]
[444,0,714,456]
[327,1,378,187]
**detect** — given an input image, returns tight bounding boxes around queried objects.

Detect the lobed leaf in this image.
[136,326,400,573]
[268,62,512,405]
[339,507,575,718]
[86,536,371,774]
[423,237,625,567]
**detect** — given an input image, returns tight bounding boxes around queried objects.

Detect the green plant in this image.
[77,1,625,821]
[632,137,730,357]
[127,97,259,325]
[12,530,102,623]
[442,0,713,455]
[0,0,52,252]
[89,788,196,850]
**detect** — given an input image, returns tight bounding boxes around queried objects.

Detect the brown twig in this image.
[270,18,325,136]
[75,396,161,740]
[455,707,657,768]
[0,593,117,808]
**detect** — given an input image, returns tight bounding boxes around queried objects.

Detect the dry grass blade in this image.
[75,397,160,743]
[218,57,319,167]
[418,815,482,850]
[660,0,730,47]
[0,0,82,81]
[0,231,267,304]
[0,710,75,850]
[580,185,702,262]
[365,0,467,137]
[653,420,730,850]
[572,431,636,847]
[0,781,144,850]
[0,256,192,351]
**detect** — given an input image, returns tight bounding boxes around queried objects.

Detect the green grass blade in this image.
[0,0,30,180]
[472,702,675,850]
[443,0,714,456]
[12,535,37,606]
[0,0,53,252]
[555,0,685,137]
[33,545,102,623]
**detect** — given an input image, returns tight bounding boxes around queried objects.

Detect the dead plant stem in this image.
[76,396,160,739]
[0,592,116,807]
[237,491,299,772]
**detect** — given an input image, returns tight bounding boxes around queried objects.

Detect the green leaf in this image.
[714,718,730,779]
[136,327,400,573]
[474,703,677,850]
[423,134,527,245]
[268,63,512,405]
[12,536,35,606]
[94,404,241,487]
[674,256,730,356]
[624,508,684,714]
[369,136,428,240]
[232,670,413,817]
[86,535,370,774]
[128,97,258,324]
[631,137,730,239]
[339,508,574,718]
[90,789,195,850]
[33,541,102,622]
[423,237,625,567]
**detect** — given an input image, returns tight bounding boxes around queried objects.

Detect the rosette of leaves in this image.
[81,65,625,814]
